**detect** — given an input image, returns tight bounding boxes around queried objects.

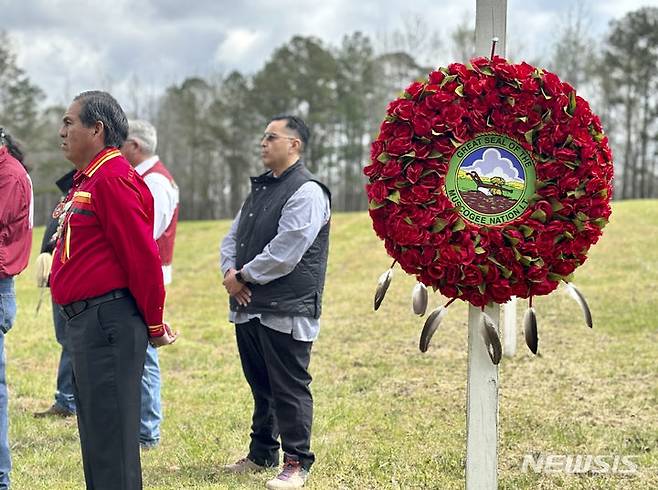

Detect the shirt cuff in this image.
[148,324,165,338]
[221,262,235,277]
[240,266,255,283]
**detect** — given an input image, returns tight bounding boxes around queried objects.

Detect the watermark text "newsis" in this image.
[521,454,639,475]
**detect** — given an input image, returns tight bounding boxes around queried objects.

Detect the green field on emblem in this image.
[456,172,525,201]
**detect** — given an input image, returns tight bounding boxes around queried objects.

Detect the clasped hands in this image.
[223,268,252,306]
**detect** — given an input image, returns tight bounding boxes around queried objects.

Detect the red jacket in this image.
[50,148,167,336]
[0,146,32,279]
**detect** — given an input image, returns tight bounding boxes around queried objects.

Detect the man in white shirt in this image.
[121,119,179,449]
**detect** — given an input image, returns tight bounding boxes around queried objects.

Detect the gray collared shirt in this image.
[220,180,330,341]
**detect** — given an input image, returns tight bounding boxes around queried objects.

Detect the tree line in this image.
[1,7,657,226]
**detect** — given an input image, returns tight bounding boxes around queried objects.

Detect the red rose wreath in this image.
[364,56,614,359]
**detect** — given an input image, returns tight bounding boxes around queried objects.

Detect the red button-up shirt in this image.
[0,146,33,279]
[50,147,166,336]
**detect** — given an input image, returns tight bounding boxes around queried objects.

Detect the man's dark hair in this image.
[74,90,128,148]
[270,115,310,151]
[0,126,28,170]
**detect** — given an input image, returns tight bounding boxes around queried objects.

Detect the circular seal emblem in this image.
[445,133,536,226]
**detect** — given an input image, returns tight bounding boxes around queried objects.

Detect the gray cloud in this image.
[3,0,657,109]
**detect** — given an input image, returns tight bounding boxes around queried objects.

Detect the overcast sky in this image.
[3,0,657,110]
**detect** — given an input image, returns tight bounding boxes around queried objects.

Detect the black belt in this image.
[61,289,129,320]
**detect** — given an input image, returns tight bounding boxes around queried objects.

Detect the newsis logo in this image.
[521,454,640,475]
[445,133,536,226]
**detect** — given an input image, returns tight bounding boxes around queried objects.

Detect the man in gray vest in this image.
[220,115,330,490]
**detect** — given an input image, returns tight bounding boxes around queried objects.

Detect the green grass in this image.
[8,200,658,489]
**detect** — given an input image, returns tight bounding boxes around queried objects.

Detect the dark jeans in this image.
[235,318,315,470]
[53,300,76,413]
[66,294,147,490]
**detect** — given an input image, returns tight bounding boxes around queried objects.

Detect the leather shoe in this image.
[34,404,75,418]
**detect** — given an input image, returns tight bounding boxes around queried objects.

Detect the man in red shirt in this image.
[0,126,33,489]
[50,91,177,490]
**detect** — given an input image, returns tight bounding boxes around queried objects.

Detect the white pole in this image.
[503,296,517,357]
[466,304,500,489]
[467,2,507,489]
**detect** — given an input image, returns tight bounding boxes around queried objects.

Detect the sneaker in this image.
[34,403,75,418]
[265,459,309,489]
[223,457,268,474]
[140,440,160,451]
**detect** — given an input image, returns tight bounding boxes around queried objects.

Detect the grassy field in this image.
[8,200,658,489]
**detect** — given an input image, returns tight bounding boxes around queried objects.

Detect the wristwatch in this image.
[235,271,245,284]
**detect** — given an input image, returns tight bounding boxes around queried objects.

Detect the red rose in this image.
[441,103,466,128]
[439,284,459,299]
[463,289,487,307]
[406,162,424,184]
[487,280,512,303]
[391,220,426,246]
[470,57,491,71]
[448,62,470,79]
[526,265,548,282]
[551,259,576,277]
[392,122,413,139]
[409,186,431,204]
[554,147,577,161]
[427,264,444,280]
[420,246,436,266]
[431,137,455,155]
[533,200,554,221]
[530,278,559,296]
[426,91,456,109]
[510,280,528,298]
[370,140,384,160]
[391,99,415,121]
[467,110,487,132]
[495,62,517,80]
[363,161,383,178]
[412,141,432,159]
[412,115,432,137]
[461,264,484,286]
[408,206,434,227]
[428,70,445,85]
[366,181,389,202]
[399,247,422,271]
[371,214,389,239]
[558,175,580,192]
[381,160,402,179]
[542,72,564,97]
[444,265,461,284]
[485,264,500,282]
[416,98,436,119]
[406,81,425,99]
[464,77,487,97]
[386,137,412,156]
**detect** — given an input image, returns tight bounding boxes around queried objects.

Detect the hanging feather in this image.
[35,252,52,288]
[373,268,393,311]
[481,312,502,364]
[523,306,538,354]
[564,282,593,328]
[35,252,53,316]
[411,282,428,316]
[419,306,447,352]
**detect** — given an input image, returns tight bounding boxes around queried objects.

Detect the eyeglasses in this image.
[262,132,298,143]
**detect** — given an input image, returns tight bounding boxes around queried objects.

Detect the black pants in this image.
[66,295,147,490]
[235,318,315,470]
